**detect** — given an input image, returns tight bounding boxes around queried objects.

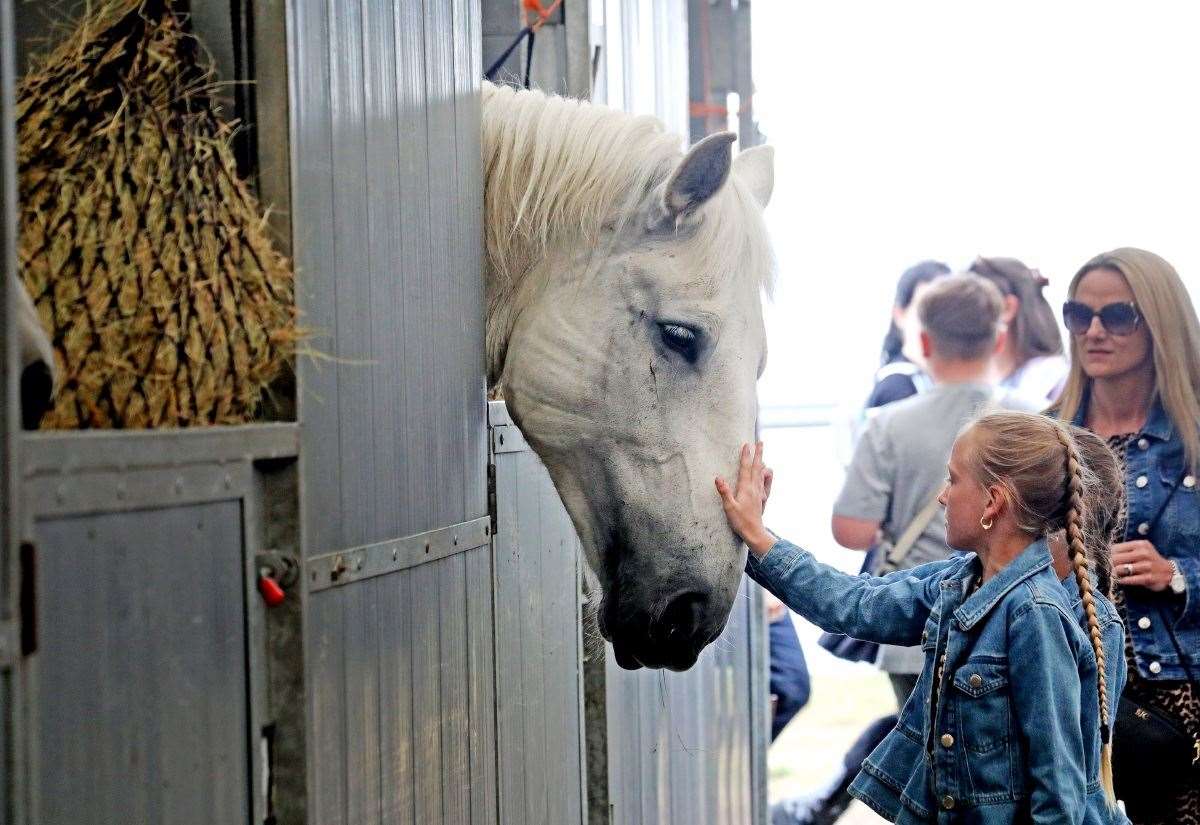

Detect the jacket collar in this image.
[953,539,1053,630]
[1072,384,1174,442]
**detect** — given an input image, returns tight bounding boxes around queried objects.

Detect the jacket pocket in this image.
[952,661,1010,754]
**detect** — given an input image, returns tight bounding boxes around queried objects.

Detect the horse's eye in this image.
[658,323,701,364]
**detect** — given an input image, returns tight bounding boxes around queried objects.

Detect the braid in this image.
[1054,425,1116,806]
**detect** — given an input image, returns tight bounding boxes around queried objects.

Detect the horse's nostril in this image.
[656,590,709,645]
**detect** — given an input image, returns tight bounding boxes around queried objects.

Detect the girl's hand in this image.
[1112,540,1174,591]
[715,442,777,559]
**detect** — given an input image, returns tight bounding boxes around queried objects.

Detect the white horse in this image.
[482,81,775,671]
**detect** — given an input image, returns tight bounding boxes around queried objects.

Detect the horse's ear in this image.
[733,144,774,209]
[662,131,737,219]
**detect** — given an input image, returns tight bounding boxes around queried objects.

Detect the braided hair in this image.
[967,411,1116,806]
[1050,425,1116,805]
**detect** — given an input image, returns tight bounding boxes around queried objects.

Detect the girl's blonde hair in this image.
[966,411,1116,806]
[1051,247,1200,473]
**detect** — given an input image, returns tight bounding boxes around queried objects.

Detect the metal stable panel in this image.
[289,0,490,822]
[31,502,248,824]
[602,577,768,825]
[16,424,301,825]
[489,401,587,825]
[0,0,19,821]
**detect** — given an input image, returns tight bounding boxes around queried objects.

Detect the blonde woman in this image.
[1052,248,1200,823]
[717,416,1127,824]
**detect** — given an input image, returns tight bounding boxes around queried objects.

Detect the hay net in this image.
[17,0,295,428]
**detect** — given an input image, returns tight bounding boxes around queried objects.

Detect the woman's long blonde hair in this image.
[1051,247,1200,472]
[967,411,1116,806]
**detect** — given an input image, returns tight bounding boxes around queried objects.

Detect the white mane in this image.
[481,81,774,381]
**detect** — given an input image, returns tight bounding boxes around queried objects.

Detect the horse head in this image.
[484,83,775,670]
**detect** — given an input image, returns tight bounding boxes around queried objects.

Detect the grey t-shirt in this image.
[834,382,1040,674]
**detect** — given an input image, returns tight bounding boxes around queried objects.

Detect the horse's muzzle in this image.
[600,587,724,671]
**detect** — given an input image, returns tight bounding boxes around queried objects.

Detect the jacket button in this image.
[1137,522,1150,536]
[969,673,983,688]
[942,795,956,810]
[921,630,928,644]
[941,733,955,748]
[1186,475,1196,488]
[1150,661,1163,674]
[1138,438,1150,450]
[1138,616,1152,630]
[1136,475,1148,488]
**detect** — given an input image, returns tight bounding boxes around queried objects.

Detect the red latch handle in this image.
[258,574,286,607]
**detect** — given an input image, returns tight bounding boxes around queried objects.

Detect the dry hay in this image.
[16,0,295,428]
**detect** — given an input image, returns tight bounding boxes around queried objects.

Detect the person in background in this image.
[771,275,1035,825]
[968,256,1068,404]
[1051,247,1200,824]
[767,590,811,741]
[866,260,951,408]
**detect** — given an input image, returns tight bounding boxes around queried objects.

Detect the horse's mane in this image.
[482,81,680,283]
[481,81,774,379]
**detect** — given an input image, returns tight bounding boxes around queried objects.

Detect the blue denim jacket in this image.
[748,538,1129,825]
[1070,396,1200,681]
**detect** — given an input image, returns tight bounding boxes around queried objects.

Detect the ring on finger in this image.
[1124,563,1134,577]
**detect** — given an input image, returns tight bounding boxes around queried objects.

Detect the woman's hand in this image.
[1112,539,1175,591]
[715,442,777,559]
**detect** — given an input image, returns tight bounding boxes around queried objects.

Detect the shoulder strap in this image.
[887,489,943,567]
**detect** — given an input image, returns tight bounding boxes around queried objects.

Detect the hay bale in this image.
[16,0,295,428]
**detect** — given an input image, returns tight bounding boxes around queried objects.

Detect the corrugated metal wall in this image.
[489,401,587,825]
[287,0,492,823]
[604,580,765,824]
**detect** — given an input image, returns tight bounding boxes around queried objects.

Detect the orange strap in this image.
[524,0,565,33]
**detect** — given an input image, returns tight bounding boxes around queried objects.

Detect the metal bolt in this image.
[116,483,127,500]
[453,535,459,546]
[331,555,347,581]
[55,485,66,504]
[224,474,233,490]
[174,478,184,494]
[392,548,398,561]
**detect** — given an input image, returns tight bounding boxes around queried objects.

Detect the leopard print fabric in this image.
[1107,432,1200,824]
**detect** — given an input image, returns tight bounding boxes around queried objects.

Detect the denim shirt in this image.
[1070,396,1200,681]
[748,538,1129,825]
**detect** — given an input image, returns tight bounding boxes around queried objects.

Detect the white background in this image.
[753,1,1200,412]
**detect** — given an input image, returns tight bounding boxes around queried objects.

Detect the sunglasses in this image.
[1061,300,1142,336]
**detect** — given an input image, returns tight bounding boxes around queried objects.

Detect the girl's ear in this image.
[984,484,1008,522]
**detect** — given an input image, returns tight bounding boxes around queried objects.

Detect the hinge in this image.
[20,541,36,656]
[487,462,498,536]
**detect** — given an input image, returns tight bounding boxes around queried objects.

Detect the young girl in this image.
[718,412,1128,824]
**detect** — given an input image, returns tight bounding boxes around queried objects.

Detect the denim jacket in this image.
[1070,396,1200,681]
[748,538,1129,825]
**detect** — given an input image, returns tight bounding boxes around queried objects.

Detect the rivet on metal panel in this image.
[55,485,66,504]
[116,483,127,500]
[354,557,362,571]
[174,477,184,494]
[392,548,398,561]
[424,542,431,554]
[453,535,459,546]
[223,473,233,490]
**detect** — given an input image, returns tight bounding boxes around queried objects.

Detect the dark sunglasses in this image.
[1061,300,1142,336]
